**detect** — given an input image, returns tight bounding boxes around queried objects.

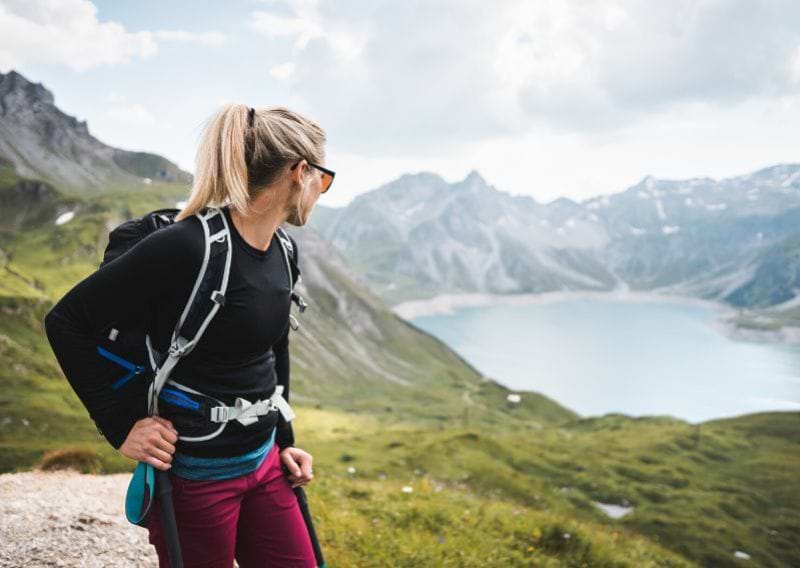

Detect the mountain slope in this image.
[0,69,191,195]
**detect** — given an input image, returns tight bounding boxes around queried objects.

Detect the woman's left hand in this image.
[280,446,314,488]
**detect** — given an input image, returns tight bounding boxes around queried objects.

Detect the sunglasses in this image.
[290,160,335,194]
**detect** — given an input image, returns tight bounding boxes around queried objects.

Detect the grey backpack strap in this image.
[275,226,296,289]
[275,227,307,330]
[146,206,233,416]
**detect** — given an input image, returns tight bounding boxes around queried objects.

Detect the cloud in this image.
[153,29,226,47]
[0,0,225,72]
[250,1,364,59]
[0,0,157,71]
[250,0,800,156]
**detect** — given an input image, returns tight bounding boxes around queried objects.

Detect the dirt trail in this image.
[0,469,158,567]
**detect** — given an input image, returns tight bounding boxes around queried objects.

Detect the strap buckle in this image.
[210,406,229,423]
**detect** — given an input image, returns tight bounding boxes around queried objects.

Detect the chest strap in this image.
[209,385,295,426]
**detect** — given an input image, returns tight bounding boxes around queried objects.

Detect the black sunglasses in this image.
[290,160,335,194]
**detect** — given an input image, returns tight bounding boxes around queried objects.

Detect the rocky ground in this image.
[0,469,159,567]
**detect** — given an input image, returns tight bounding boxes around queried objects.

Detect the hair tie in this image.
[247,107,255,128]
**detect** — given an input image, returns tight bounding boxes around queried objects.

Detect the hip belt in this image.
[210,385,295,425]
[157,379,295,443]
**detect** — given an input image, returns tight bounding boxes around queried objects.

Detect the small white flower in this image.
[402,485,413,493]
[346,466,356,474]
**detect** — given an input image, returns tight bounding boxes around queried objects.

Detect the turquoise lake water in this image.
[408,295,800,423]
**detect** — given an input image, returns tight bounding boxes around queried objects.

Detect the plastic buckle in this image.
[210,407,228,423]
[211,290,226,306]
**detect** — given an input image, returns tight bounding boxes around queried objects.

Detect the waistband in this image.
[170,428,276,481]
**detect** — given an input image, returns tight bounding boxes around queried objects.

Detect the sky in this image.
[1,0,799,207]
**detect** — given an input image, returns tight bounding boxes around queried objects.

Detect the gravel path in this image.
[0,469,159,567]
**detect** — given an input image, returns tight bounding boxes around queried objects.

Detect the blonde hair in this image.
[175,104,326,221]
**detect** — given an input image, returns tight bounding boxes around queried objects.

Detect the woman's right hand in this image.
[119,416,179,471]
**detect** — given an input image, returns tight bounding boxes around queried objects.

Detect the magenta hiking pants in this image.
[146,441,317,567]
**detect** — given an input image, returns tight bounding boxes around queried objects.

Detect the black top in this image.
[44,204,296,457]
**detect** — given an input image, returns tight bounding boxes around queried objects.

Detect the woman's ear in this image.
[290,160,308,188]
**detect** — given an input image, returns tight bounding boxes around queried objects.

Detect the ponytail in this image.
[175,104,326,222]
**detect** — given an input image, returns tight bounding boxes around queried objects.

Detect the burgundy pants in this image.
[146,442,317,567]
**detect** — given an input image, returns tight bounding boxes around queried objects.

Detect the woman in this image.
[44,104,334,567]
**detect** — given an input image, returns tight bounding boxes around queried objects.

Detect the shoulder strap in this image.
[275,226,307,330]
[275,226,298,289]
[145,206,233,416]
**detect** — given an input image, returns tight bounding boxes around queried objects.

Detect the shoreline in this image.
[391,290,800,345]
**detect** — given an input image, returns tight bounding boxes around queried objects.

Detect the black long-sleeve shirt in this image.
[44,204,296,458]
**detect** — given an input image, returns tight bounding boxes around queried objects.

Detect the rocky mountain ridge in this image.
[0,69,190,195]
[311,164,800,311]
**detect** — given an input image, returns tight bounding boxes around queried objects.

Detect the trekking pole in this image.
[293,485,326,568]
[282,464,325,568]
[156,469,184,568]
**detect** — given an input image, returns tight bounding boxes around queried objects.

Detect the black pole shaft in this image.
[294,485,325,567]
[156,469,184,568]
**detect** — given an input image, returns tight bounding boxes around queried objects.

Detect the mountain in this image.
[312,170,616,304]
[310,165,800,311]
[0,69,191,195]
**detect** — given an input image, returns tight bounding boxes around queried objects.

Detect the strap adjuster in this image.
[210,406,229,423]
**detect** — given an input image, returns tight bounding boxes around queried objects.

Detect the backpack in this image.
[93,204,306,451]
[94,205,308,530]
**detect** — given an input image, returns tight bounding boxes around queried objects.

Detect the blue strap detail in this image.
[97,345,146,390]
[159,388,201,410]
[125,461,155,527]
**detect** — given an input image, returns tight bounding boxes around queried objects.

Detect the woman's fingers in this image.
[155,423,179,444]
[299,455,313,479]
[153,434,176,455]
[144,454,172,471]
[147,444,174,465]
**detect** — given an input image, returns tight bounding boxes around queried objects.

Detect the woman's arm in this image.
[43,219,203,449]
[273,323,295,450]
[274,233,299,450]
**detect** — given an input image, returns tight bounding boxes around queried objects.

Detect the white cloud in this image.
[250,0,800,156]
[0,0,225,72]
[251,0,366,60]
[0,0,157,71]
[153,29,226,47]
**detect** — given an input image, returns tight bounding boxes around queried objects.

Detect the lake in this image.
[397,292,800,423]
